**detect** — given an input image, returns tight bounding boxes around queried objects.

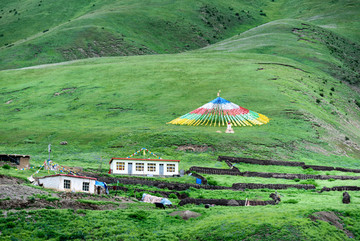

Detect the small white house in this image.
[109,158,180,176]
[38,174,97,194]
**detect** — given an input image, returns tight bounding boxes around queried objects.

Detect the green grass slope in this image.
[1,1,360,240]
[0,51,359,167]
[0,0,272,69]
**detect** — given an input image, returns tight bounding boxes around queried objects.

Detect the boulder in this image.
[343,192,350,204]
[227,199,239,206]
[169,210,201,220]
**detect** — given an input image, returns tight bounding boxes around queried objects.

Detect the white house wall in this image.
[111,160,179,176]
[38,176,96,194]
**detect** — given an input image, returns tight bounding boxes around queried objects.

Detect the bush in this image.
[328,178,335,182]
[169,193,178,199]
[316,99,321,104]
[300,179,318,187]
[293,178,300,182]
[355,100,360,108]
[2,164,11,169]
[128,210,147,221]
[283,199,298,204]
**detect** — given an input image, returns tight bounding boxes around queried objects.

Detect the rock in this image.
[169,210,201,220]
[270,193,281,204]
[227,199,239,206]
[343,192,350,204]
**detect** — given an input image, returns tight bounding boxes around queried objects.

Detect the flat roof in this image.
[38,174,97,180]
[0,154,30,158]
[110,157,180,164]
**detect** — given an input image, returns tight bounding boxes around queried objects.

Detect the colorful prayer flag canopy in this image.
[168,96,269,127]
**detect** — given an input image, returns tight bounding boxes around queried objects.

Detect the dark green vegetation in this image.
[1,0,360,240]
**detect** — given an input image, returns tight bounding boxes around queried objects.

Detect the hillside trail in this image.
[0,9,98,52]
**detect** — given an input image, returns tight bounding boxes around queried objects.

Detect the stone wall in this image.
[232,183,315,190]
[178,198,276,206]
[218,156,304,166]
[189,166,360,180]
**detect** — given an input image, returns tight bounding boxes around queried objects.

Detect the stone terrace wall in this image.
[189,167,360,180]
[98,176,232,191]
[320,186,360,192]
[189,166,240,175]
[232,183,315,190]
[218,156,305,166]
[219,156,360,173]
[179,198,276,206]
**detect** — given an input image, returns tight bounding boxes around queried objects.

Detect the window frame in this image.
[116,162,125,171]
[64,179,71,189]
[167,164,176,173]
[147,163,156,172]
[135,163,144,172]
[82,182,89,191]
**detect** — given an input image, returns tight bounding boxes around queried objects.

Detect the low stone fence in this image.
[179,198,276,206]
[219,156,360,174]
[189,166,360,180]
[240,172,360,180]
[218,156,304,166]
[320,186,360,192]
[189,166,240,175]
[97,176,232,191]
[232,183,315,190]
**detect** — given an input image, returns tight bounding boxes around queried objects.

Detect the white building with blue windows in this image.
[109,158,180,176]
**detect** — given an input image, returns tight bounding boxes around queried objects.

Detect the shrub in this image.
[316,99,321,104]
[331,87,335,91]
[355,100,360,108]
[128,210,147,221]
[46,197,60,202]
[169,193,178,199]
[2,164,11,169]
[300,179,318,187]
[293,178,300,182]
[283,199,298,204]
[328,178,335,182]
[304,168,316,174]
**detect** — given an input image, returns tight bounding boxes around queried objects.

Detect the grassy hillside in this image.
[1,0,360,240]
[1,51,359,168]
[2,0,358,71]
[0,0,273,69]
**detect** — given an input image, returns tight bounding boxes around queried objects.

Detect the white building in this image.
[109,158,180,176]
[38,174,97,194]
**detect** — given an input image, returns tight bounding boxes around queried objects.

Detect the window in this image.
[116,162,125,171]
[147,163,156,172]
[64,179,71,189]
[167,164,175,173]
[136,163,144,172]
[82,182,89,191]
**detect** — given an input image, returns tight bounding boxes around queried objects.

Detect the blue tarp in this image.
[196,178,202,185]
[95,181,109,194]
[95,181,106,187]
[160,198,172,205]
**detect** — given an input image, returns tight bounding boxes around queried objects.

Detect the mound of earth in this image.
[309,211,354,238]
